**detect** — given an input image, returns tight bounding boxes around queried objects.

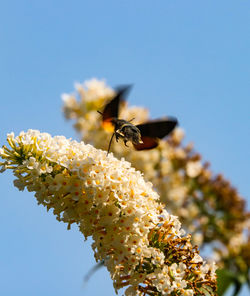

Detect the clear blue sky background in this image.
[0,1,249,295]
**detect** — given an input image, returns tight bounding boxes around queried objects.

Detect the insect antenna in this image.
[97,110,103,116]
[128,117,135,122]
[107,132,115,155]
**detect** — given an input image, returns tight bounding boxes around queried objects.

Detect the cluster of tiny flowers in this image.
[61,78,249,284]
[0,130,217,295]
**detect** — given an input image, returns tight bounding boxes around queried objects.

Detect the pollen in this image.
[136,247,142,254]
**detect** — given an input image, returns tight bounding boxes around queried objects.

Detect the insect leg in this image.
[124,140,129,147]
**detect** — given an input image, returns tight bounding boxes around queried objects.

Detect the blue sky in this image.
[0,1,249,295]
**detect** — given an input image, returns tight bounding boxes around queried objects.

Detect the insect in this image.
[98,85,178,154]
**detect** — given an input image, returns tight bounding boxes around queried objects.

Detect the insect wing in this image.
[133,118,178,150]
[102,85,132,122]
[133,137,159,150]
[136,118,178,138]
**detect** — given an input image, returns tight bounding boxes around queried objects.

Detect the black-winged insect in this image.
[98,85,178,154]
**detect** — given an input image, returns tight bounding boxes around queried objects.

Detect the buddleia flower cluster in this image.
[0,130,217,296]
[62,79,250,292]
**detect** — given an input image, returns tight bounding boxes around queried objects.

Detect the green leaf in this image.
[217,269,235,296]
[231,279,242,296]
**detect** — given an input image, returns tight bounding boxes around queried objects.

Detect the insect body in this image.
[111,118,143,147]
[98,86,178,154]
